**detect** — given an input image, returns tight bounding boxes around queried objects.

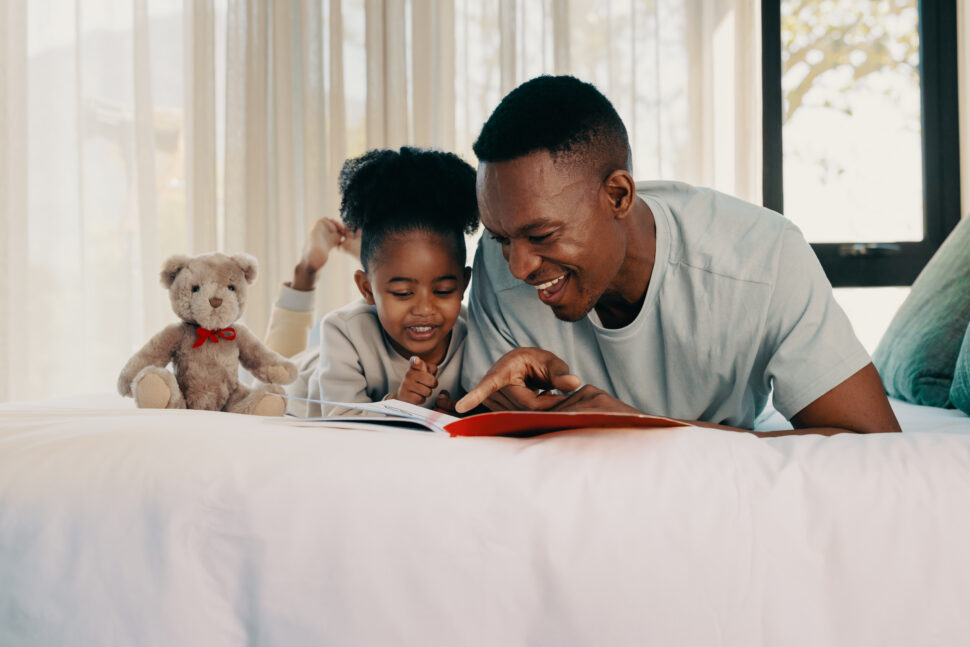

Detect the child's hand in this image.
[433,390,458,414]
[340,227,362,261]
[303,218,345,272]
[291,218,345,291]
[392,356,438,405]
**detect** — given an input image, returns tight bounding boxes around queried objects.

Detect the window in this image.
[762,0,960,288]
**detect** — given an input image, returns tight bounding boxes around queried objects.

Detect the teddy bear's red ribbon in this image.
[193,326,237,348]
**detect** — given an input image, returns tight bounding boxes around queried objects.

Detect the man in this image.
[455,75,900,436]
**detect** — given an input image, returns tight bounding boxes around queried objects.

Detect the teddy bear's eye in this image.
[227,285,235,292]
[192,285,200,293]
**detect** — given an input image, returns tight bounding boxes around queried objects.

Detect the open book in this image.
[286,398,689,438]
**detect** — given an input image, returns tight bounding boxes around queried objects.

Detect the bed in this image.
[2,394,969,646]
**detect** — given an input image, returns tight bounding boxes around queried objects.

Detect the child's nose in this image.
[411,294,433,315]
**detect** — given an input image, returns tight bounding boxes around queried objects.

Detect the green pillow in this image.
[873,216,970,408]
[951,322,970,415]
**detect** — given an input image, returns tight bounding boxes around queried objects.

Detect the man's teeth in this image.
[536,275,565,291]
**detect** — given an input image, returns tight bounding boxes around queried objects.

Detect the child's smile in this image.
[404,323,440,342]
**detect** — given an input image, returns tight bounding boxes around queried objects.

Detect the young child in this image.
[302,147,478,416]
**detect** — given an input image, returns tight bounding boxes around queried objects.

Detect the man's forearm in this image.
[554,388,897,436]
[686,419,885,437]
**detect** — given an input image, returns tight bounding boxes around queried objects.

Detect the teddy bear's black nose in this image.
[209,297,223,308]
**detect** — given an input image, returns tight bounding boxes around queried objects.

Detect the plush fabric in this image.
[951,322,970,415]
[873,217,970,407]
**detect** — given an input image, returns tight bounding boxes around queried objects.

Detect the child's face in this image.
[354,230,471,365]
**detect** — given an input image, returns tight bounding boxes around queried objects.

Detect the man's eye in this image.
[489,234,509,245]
[528,233,551,244]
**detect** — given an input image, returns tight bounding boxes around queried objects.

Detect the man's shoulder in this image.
[639,181,792,286]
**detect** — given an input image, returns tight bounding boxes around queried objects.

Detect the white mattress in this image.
[1,394,969,646]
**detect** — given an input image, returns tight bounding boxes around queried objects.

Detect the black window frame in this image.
[762,0,961,287]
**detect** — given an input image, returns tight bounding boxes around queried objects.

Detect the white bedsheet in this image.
[1,395,969,646]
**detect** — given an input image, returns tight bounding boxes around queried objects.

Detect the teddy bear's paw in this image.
[265,364,297,385]
[252,393,286,417]
[134,371,176,409]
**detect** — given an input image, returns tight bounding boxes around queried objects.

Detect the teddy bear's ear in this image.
[160,254,192,288]
[232,253,259,284]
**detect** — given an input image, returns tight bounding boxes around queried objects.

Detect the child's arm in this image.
[264,289,317,358]
[313,314,374,416]
[265,218,354,358]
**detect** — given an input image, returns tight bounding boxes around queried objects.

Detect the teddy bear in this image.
[118,252,297,416]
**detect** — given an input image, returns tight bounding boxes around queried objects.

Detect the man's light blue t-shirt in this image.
[460,181,871,429]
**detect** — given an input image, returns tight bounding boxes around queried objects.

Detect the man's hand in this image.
[548,384,643,414]
[455,348,583,413]
[392,356,439,406]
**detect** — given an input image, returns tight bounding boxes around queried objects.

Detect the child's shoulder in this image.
[322,299,381,331]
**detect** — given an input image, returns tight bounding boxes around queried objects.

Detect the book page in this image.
[370,400,459,427]
[285,398,457,434]
[277,415,439,434]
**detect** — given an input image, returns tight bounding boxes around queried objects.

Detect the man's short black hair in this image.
[472,75,631,176]
[339,146,479,272]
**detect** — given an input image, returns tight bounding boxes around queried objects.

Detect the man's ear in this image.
[354,269,375,305]
[461,266,472,294]
[231,253,259,284]
[603,170,636,219]
[160,254,192,288]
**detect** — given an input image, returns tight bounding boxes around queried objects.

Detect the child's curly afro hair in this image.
[338,147,479,271]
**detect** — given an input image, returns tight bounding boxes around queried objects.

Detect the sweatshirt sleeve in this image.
[310,312,373,417]
[264,284,317,358]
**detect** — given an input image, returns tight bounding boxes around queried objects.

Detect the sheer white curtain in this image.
[0,0,761,402]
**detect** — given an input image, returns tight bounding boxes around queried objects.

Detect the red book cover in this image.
[290,399,689,438]
[442,410,689,438]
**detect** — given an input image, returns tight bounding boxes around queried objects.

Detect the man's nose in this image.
[507,240,541,281]
[209,297,223,308]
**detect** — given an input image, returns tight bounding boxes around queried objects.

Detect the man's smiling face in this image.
[477,150,627,322]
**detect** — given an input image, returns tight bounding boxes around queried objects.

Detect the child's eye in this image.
[434,289,456,296]
[390,291,413,298]
[192,285,200,293]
